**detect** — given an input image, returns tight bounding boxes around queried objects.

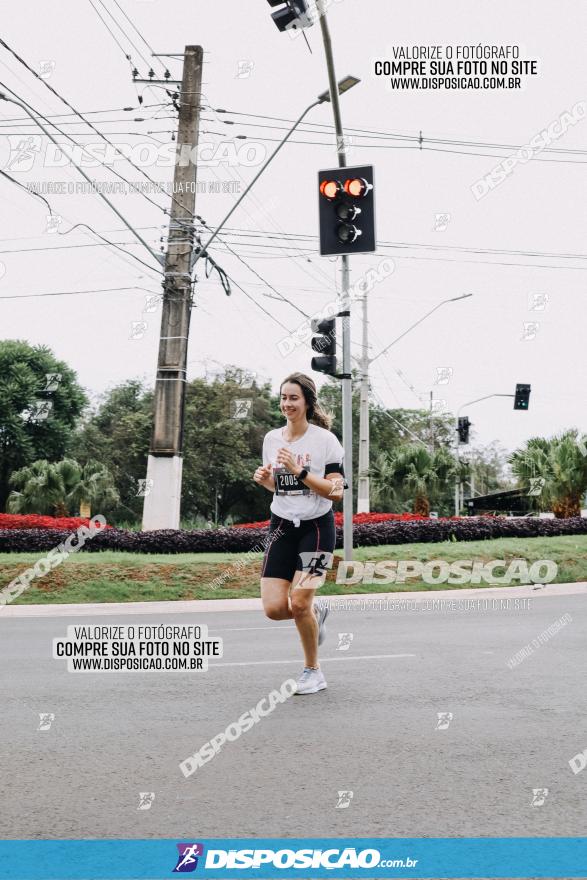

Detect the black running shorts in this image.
[261,510,336,583]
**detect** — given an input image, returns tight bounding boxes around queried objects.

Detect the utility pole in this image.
[357,290,370,512]
[316,0,354,560]
[142,45,203,530]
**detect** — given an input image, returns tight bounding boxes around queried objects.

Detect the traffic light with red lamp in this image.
[318,165,376,256]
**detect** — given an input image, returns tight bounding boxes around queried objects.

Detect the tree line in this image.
[1,341,585,524]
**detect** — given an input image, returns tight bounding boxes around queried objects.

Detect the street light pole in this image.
[454,393,514,516]
[190,97,323,276]
[315,0,354,561]
[357,292,473,512]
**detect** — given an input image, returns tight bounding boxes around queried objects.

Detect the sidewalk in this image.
[1,581,585,617]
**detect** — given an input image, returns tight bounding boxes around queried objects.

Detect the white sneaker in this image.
[294,666,327,695]
[314,600,329,646]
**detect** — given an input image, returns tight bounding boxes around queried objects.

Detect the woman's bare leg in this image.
[290,574,319,668]
[261,577,293,620]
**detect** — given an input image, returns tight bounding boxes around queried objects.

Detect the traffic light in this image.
[514,383,531,410]
[311,317,337,376]
[457,416,471,444]
[266,0,312,31]
[318,165,376,256]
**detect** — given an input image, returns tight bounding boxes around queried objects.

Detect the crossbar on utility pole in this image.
[142,45,203,530]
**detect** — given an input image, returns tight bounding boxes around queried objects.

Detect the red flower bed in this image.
[233,512,437,529]
[0,513,112,531]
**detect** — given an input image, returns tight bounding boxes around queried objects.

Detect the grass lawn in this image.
[0,535,586,605]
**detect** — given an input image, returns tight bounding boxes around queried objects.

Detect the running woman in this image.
[253,372,345,695]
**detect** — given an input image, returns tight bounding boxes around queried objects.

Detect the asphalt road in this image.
[1,591,585,850]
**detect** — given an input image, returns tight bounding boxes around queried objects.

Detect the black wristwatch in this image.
[298,468,309,482]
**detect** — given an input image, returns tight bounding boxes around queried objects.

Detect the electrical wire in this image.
[194,215,309,319]
[207,106,587,158]
[0,285,160,300]
[91,0,152,69]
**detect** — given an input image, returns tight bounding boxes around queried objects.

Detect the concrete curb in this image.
[1,582,585,618]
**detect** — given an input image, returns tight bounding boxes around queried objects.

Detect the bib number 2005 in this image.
[274,468,310,496]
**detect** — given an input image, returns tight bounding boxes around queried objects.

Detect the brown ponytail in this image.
[280,372,333,430]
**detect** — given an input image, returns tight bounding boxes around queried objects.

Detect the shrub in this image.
[0,516,585,555]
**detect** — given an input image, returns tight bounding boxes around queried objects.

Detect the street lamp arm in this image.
[190,98,322,278]
[0,94,164,272]
[456,393,514,419]
[370,293,472,365]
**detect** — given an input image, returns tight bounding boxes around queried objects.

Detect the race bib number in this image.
[274,467,311,496]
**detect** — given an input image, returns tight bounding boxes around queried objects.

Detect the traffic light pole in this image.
[316,0,353,561]
[357,289,370,512]
[142,45,203,530]
[454,393,514,516]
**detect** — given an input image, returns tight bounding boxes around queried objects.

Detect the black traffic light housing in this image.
[457,416,471,444]
[514,383,531,410]
[318,165,376,256]
[311,317,337,376]
[266,0,312,31]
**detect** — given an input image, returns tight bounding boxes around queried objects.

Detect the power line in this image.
[0,159,163,274]
[202,129,587,165]
[200,94,343,298]
[194,216,309,319]
[213,226,587,262]
[108,0,168,74]
[0,102,167,122]
[0,77,169,218]
[219,271,299,336]
[0,285,159,300]
[208,106,587,158]
[90,0,151,69]
[0,167,53,216]
[0,114,177,129]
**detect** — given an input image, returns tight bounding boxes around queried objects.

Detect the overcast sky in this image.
[1,0,586,454]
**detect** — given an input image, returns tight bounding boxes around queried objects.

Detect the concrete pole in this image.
[142,45,203,530]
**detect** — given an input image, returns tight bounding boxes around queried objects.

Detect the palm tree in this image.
[510,431,587,518]
[67,461,119,517]
[7,458,119,517]
[7,459,63,515]
[372,444,455,516]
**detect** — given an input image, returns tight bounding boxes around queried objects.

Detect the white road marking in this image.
[209,653,415,668]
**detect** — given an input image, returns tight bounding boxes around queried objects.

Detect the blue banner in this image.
[0,838,586,879]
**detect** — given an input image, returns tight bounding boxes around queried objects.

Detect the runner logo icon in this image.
[173,843,204,872]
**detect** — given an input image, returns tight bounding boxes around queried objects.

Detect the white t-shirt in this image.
[262,423,345,522]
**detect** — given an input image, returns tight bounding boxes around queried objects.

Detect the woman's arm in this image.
[275,447,344,501]
[299,470,344,501]
[253,465,275,493]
